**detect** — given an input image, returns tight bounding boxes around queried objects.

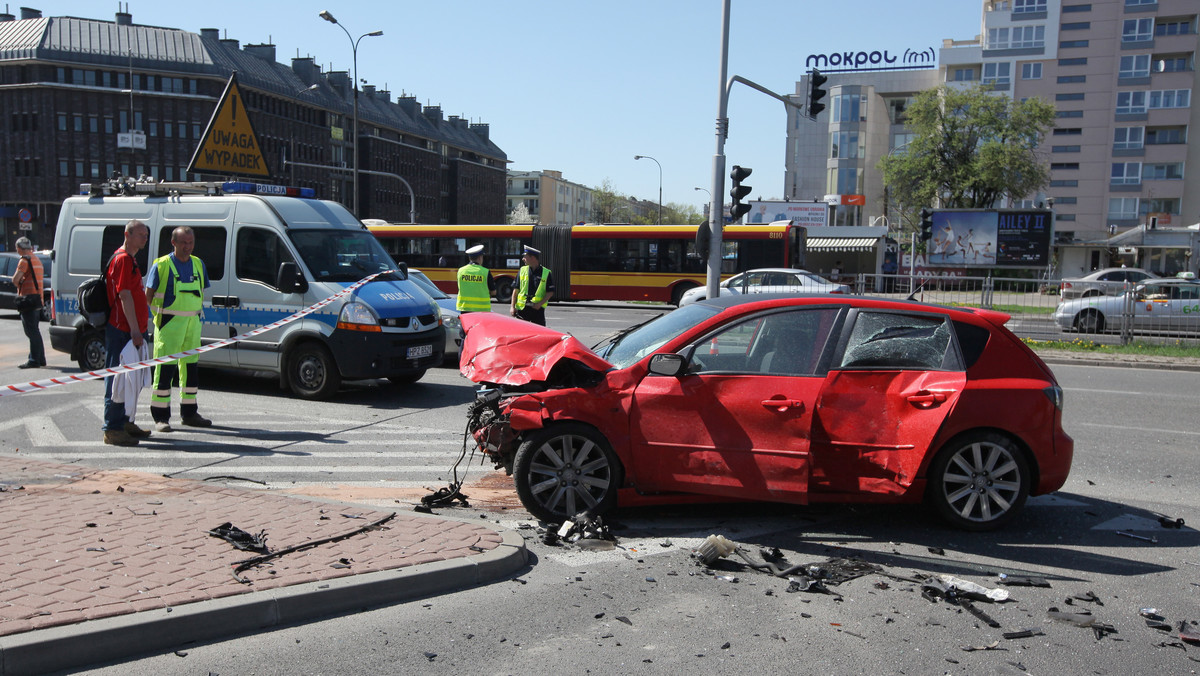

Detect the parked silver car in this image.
[678,268,851,306]
[1059,267,1158,300]
[409,269,460,361]
[1054,277,1200,334]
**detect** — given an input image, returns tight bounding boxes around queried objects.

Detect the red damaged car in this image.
[460,295,1073,530]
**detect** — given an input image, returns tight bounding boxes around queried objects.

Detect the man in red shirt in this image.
[103,219,153,446]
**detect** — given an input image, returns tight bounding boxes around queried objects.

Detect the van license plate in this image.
[406,344,433,359]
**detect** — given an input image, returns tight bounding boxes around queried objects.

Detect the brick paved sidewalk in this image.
[0,457,525,674]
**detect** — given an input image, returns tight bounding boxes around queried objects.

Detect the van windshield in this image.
[289,230,400,282]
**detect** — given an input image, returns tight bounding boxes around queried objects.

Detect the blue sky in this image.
[47,1,981,210]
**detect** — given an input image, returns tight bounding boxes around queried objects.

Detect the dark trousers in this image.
[514,306,547,326]
[103,323,146,431]
[19,305,45,365]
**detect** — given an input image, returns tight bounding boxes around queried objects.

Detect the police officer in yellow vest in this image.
[510,245,554,326]
[455,244,494,313]
[145,226,212,432]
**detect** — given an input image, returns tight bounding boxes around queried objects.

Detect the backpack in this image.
[77,252,120,328]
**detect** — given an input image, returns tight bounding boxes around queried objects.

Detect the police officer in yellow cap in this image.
[455,244,494,313]
[510,245,554,326]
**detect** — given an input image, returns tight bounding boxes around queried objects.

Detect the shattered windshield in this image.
[597,303,721,369]
[289,230,398,283]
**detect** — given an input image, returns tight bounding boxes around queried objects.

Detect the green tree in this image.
[591,179,627,223]
[880,85,1056,213]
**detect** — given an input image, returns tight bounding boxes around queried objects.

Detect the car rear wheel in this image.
[287,342,341,399]
[513,423,622,523]
[77,329,106,372]
[928,432,1030,531]
[671,282,699,307]
[1074,309,1104,333]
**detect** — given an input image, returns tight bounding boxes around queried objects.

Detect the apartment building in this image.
[506,170,594,225]
[785,0,1200,275]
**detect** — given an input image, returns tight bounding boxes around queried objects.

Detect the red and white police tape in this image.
[2,270,391,397]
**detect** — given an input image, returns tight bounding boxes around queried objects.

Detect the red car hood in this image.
[459,313,614,385]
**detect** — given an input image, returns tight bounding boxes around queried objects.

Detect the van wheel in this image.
[287,343,341,399]
[77,330,106,372]
[388,369,426,385]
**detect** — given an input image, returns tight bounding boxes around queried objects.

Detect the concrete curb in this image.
[1038,355,1200,373]
[0,530,527,675]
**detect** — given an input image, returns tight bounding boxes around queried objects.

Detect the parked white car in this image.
[1059,267,1158,300]
[1054,278,1200,334]
[678,268,851,306]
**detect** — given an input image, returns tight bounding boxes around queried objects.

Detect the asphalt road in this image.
[3,306,1199,674]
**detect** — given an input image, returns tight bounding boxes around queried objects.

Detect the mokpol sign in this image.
[805,47,936,72]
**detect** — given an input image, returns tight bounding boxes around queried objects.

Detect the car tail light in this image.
[1043,385,1063,411]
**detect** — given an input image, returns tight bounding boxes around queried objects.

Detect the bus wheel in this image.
[671,283,698,307]
[495,277,514,302]
[287,342,341,399]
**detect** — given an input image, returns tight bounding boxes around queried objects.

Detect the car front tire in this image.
[1074,309,1104,333]
[513,423,622,523]
[928,432,1030,531]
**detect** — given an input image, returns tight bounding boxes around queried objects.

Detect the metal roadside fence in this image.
[850,273,1200,349]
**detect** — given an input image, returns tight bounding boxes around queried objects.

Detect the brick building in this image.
[0,7,507,250]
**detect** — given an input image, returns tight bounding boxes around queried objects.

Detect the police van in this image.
[49,177,445,399]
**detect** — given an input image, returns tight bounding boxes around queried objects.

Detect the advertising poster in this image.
[746,201,828,228]
[927,210,1051,268]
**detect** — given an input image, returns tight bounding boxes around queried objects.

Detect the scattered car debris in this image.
[85,547,107,553]
[230,513,395,584]
[1002,628,1045,640]
[961,640,1002,652]
[615,616,633,626]
[1146,619,1173,631]
[549,512,617,551]
[207,522,269,554]
[999,574,1051,588]
[1066,591,1103,606]
[934,574,1010,602]
[1047,607,1117,640]
[927,547,946,556]
[1115,531,1157,543]
[201,475,266,486]
[1140,608,1163,620]
[1181,621,1200,644]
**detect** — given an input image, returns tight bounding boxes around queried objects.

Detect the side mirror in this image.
[647,352,688,377]
[397,261,408,279]
[276,261,308,294]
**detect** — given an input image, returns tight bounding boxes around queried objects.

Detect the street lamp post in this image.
[320,10,382,217]
[634,155,663,225]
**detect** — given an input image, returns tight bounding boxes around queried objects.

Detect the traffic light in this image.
[729,165,753,222]
[919,208,934,241]
[808,69,828,118]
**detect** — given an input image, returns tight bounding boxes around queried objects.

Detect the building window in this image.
[1058,57,1088,66]
[1119,54,1151,78]
[1050,179,1079,187]
[75,161,84,177]
[89,117,98,133]
[831,94,867,123]
[1062,4,1091,12]
[1143,198,1180,214]
[149,121,158,137]
[1057,92,1085,101]
[1111,162,1142,185]
[59,160,68,177]
[1057,75,1087,83]
[1113,127,1144,149]
[1060,22,1090,30]
[164,122,172,138]
[829,131,864,159]
[1154,55,1191,73]
[1051,162,1080,170]
[1057,110,1084,118]
[1056,214,1077,222]
[1124,0,1154,5]
[1109,197,1139,220]
[1054,128,1083,135]
[1014,0,1046,12]
[73,115,83,132]
[104,117,113,133]
[57,114,66,131]
[827,167,863,194]
[953,68,976,81]
[1145,126,1186,144]
[1055,197,1079,204]
[1143,163,1183,180]
[1052,145,1081,153]
[1060,40,1089,48]
[988,25,1046,49]
[1021,63,1042,79]
[1156,20,1192,37]
[983,62,1011,85]
[1148,89,1190,109]
[1116,91,1148,114]
[1123,18,1153,43]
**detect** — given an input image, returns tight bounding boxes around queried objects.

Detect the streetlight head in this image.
[367,30,384,37]
[319,10,337,24]
[634,155,643,160]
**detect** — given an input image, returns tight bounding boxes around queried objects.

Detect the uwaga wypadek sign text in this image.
[805,47,936,73]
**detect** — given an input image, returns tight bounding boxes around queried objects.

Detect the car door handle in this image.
[761,398,804,412]
[212,296,241,308]
[907,390,950,408]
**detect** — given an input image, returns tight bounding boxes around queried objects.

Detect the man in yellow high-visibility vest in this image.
[510,245,554,326]
[455,244,494,313]
[145,226,212,432]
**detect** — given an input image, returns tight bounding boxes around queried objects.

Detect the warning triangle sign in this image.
[187,72,271,178]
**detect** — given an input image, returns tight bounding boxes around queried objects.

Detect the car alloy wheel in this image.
[929,432,1029,531]
[513,423,621,523]
[1074,309,1104,333]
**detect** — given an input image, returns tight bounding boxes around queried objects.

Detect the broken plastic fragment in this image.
[960,640,1001,652]
[694,534,738,565]
[207,522,269,554]
[935,574,1010,602]
[1181,622,1200,644]
[1157,516,1185,529]
[999,574,1051,588]
[1002,628,1045,640]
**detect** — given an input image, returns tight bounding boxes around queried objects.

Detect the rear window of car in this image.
[838,311,959,370]
[952,321,990,369]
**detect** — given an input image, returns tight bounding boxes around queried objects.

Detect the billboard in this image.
[746,201,828,227]
[927,209,1052,268]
